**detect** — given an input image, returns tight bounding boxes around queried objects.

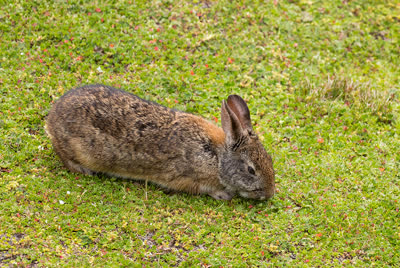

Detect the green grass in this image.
[1,0,399,266]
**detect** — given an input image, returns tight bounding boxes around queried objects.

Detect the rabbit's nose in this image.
[264,187,275,199]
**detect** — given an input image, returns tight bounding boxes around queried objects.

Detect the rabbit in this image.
[45,84,275,200]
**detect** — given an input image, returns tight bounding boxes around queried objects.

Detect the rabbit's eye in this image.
[248,166,256,175]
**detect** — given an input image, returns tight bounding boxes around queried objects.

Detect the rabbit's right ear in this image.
[221,95,252,147]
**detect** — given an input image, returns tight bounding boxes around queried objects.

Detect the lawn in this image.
[1,0,399,266]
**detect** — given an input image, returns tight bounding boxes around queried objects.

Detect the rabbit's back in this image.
[46,85,225,193]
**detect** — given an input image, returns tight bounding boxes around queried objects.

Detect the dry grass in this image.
[301,76,398,122]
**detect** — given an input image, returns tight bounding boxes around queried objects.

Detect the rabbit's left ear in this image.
[221,95,253,147]
[226,95,253,131]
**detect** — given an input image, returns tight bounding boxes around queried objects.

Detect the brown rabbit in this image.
[46,85,275,200]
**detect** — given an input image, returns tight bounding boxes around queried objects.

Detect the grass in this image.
[1,0,399,266]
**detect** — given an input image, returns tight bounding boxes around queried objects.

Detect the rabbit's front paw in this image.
[209,190,235,200]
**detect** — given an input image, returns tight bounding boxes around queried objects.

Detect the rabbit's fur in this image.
[46,85,275,200]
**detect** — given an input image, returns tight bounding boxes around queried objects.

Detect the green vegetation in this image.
[1,0,399,266]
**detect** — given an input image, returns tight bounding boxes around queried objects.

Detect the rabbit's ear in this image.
[226,95,253,131]
[221,98,246,146]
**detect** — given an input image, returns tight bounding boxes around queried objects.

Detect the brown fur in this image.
[46,84,275,200]
[189,115,226,146]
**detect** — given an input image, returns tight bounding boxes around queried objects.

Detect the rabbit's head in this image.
[219,95,275,200]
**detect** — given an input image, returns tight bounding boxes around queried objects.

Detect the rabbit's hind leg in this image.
[64,159,96,175]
